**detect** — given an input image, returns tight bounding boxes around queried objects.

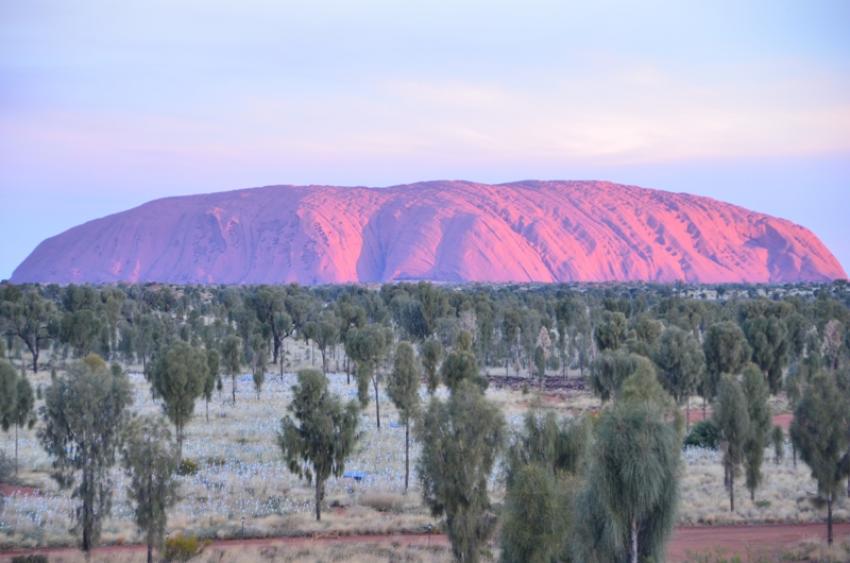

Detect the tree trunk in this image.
[272,333,280,365]
[630,517,638,563]
[685,400,691,431]
[205,398,209,423]
[232,373,237,404]
[176,423,183,459]
[315,479,322,521]
[404,422,410,493]
[373,377,381,429]
[826,493,833,545]
[729,470,735,512]
[147,469,154,563]
[14,424,19,475]
[82,467,93,554]
[31,344,39,374]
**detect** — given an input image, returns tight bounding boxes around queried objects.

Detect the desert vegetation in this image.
[1,280,849,561]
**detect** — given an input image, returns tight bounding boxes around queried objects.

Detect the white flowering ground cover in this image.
[1,361,846,549]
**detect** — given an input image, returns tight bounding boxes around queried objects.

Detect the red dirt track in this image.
[2,523,848,562]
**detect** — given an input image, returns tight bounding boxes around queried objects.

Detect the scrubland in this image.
[3,369,847,552]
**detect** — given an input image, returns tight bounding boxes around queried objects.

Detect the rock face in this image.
[11,180,846,285]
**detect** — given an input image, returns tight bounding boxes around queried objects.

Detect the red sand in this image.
[12,180,845,284]
[2,524,848,562]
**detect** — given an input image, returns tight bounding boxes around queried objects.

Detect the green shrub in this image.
[684,420,720,449]
[164,534,205,562]
[205,455,227,467]
[177,458,199,476]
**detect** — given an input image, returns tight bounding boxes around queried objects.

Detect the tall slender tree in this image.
[39,354,132,554]
[1,289,57,373]
[741,363,771,501]
[703,322,751,412]
[575,400,680,563]
[420,338,443,394]
[278,369,359,521]
[221,335,242,405]
[387,341,420,493]
[417,380,504,563]
[790,371,850,545]
[10,373,35,475]
[147,341,208,457]
[713,374,750,512]
[204,349,220,422]
[348,325,390,429]
[0,360,17,468]
[654,326,705,428]
[122,416,180,563]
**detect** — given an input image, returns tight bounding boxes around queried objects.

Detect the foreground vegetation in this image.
[1,280,849,561]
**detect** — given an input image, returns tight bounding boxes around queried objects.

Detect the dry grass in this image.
[4,542,453,563]
[1,347,847,551]
[780,537,850,562]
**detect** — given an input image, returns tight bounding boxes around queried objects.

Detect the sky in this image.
[1,0,849,279]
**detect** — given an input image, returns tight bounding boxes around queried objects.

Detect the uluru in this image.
[10,180,846,285]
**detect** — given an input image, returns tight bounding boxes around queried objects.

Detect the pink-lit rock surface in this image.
[11,181,847,284]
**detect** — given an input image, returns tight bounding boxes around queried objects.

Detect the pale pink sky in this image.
[2,1,849,277]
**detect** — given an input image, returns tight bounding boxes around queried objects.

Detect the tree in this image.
[744,316,789,393]
[246,286,290,365]
[501,307,523,376]
[204,349,220,422]
[312,312,339,375]
[417,381,505,563]
[440,331,486,391]
[1,289,56,373]
[594,311,628,353]
[713,374,750,512]
[654,326,705,428]
[703,322,751,410]
[0,451,10,517]
[278,369,359,521]
[500,412,589,563]
[0,360,17,467]
[387,342,421,493]
[147,341,208,457]
[790,372,850,545]
[741,363,771,501]
[501,463,573,563]
[771,426,785,465]
[574,401,680,563]
[252,336,268,399]
[822,319,845,371]
[628,314,663,358]
[589,350,651,402]
[421,338,443,394]
[221,335,242,404]
[10,373,35,475]
[348,325,390,429]
[533,344,546,388]
[61,309,105,358]
[122,416,180,563]
[38,354,132,553]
